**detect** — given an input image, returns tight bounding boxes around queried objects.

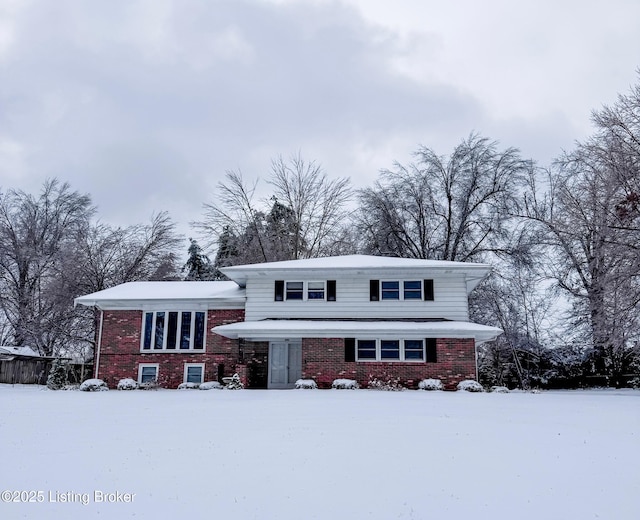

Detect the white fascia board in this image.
[213,320,502,344]
[74,298,245,311]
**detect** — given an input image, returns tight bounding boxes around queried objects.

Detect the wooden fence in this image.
[0,358,52,385]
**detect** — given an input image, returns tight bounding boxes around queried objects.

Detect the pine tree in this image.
[46,358,68,390]
[182,239,216,281]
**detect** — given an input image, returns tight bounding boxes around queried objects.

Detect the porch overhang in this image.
[212,320,503,345]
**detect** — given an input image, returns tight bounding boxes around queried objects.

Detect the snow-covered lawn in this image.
[1,385,638,520]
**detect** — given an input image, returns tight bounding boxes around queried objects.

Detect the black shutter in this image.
[274,280,284,301]
[327,280,336,301]
[424,279,434,301]
[345,338,356,362]
[425,338,437,363]
[370,280,379,301]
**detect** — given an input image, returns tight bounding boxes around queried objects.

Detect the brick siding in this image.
[96,309,245,389]
[301,337,476,390]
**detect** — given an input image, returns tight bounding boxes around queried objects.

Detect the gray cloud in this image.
[1,0,638,244]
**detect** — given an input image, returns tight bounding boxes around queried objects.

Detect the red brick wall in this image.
[301,337,476,390]
[96,309,245,389]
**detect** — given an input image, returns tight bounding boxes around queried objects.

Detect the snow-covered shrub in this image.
[46,358,68,390]
[224,373,244,390]
[295,378,318,389]
[628,377,640,389]
[178,382,200,390]
[457,379,483,392]
[199,381,223,390]
[79,378,109,392]
[117,378,138,391]
[490,385,510,393]
[332,378,359,390]
[138,380,159,390]
[368,374,405,391]
[418,378,444,391]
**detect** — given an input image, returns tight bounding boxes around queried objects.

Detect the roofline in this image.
[212,319,502,345]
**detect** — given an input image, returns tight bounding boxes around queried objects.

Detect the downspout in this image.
[474,338,479,382]
[94,309,104,379]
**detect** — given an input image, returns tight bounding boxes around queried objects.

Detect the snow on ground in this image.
[0,385,638,520]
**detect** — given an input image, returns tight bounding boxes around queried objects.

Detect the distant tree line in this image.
[2,76,639,388]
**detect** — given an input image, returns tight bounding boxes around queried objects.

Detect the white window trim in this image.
[140,310,207,352]
[306,281,326,301]
[356,339,426,362]
[138,363,159,384]
[183,363,205,384]
[379,280,425,301]
[283,281,326,302]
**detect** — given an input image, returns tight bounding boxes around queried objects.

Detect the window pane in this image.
[381,340,400,359]
[404,340,424,360]
[141,366,157,383]
[404,281,422,299]
[286,281,304,300]
[166,312,178,349]
[143,312,153,350]
[154,312,165,349]
[186,366,203,383]
[307,281,325,300]
[381,281,399,300]
[357,340,376,360]
[194,312,205,349]
[180,312,192,349]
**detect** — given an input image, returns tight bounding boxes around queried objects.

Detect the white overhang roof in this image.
[74,281,246,310]
[220,254,491,292]
[213,320,503,345]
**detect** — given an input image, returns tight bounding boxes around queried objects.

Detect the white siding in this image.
[244,274,470,321]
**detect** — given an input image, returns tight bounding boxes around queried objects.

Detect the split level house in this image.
[74,255,502,389]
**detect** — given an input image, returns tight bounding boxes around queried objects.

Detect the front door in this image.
[268,341,302,389]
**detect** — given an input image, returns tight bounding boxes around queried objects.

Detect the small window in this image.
[184,364,204,384]
[380,340,400,359]
[286,281,304,300]
[307,281,325,300]
[403,281,422,299]
[143,312,153,350]
[180,312,192,349]
[154,312,165,349]
[194,312,205,349]
[404,339,424,360]
[381,281,400,300]
[139,364,158,384]
[357,339,376,360]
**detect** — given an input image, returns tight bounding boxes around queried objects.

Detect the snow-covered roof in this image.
[213,320,503,345]
[0,346,41,358]
[221,254,492,291]
[74,281,246,310]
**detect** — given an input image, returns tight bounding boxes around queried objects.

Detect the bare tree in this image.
[0,179,94,355]
[357,134,532,261]
[195,154,352,265]
[522,78,640,384]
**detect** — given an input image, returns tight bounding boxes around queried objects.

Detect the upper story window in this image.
[286,281,304,300]
[142,311,206,351]
[275,280,336,302]
[370,279,434,301]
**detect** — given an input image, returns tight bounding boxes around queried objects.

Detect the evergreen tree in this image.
[182,239,216,281]
[46,358,68,390]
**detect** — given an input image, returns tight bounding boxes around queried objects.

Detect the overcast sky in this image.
[1,0,639,249]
